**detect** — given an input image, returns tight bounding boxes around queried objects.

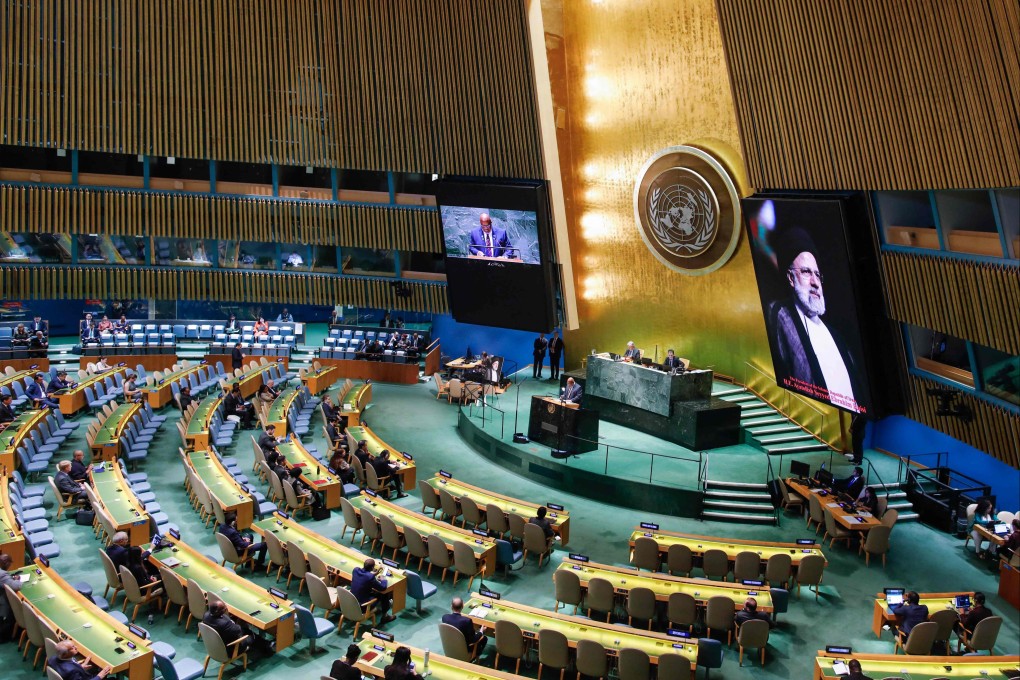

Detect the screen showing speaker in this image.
[435,177,558,332]
[743,193,893,416]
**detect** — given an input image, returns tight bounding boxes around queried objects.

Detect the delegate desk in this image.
[90,402,142,462]
[349,492,497,576]
[142,364,203,408]
[446,356,482,377]
[186,450,254,530]
[629,528,828,569]
[0,358,49,373]
[231,363,277,399]
[424,475,571,545]
[185,396,222,452]
[276,438,343,509]
[355,633,526,680]
[0,368,35,391]
[786,478,883,532]
[146,534,296,651]
[318,356,419,384]
[266,387,300,434]
[13,559,154,679]
[0,476,26,568]
[346,424,417,488]
[90,463,152,545]
[301,365,339,394]
[78,354,177,374]
[558,558,774,612]
[813,651,1019,680]
[337,380,372,419]
[870,590,973,638]
[57,368,127,415]
[975,523,1008,549]
[0,408,46,471]
[464,593,698,672]
[251,513,407,613]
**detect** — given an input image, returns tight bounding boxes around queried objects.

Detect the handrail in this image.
[897,451,948,484]
[859,459,890,498]
[763,453,779,525]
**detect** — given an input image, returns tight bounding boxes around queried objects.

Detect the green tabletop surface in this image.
[90,463,149,526]
[341,383,369,411]
[266,388,299,424]
[188,450,250,509]
[814,654,1019,679]
[276,439,339,488]
[63,368,126,398]
[1,409,44,453]
[142,365,201,392]
[146,537,293,626]
[630,528,827,564]
[347,426,414,473]
[186,397,222,436]
[425,477,561,521]
[0,369,34,389]
[355,636,525,679]
[92,403,139,448]
[349,494,493,557]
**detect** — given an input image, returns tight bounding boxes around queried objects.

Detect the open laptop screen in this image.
[884,588,905,606]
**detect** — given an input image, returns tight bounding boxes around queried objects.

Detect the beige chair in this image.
[360,507,381,552]
[21,605,47,669]
[876,496,889,518]
[765,553,792,588]
[859,524,892,567]
[930,608,959,655]
[705,595,735,646]
[895,620,938,655]
[263,530,288,581]
[962,503,978,549]
[523,522,552,567]
[418,480,441,517]
[631,536,660,572]
[626,587,656,630]
[379,514,406,560]
[99,549,124,606]
[339,497,363,543]
[403,526,428,571]
[656,652,693,680]
[796,554,826,600]
[667,543,693,577]
[575,639,607,680]
[779,479,804,514]
[433,373,450,400]
[439,621,482,662]
[198,621,249,680]
[668,591,698,631]
[737,618,770,666]
[617,647,652,680]
[307,552,331,582]
[807,493,825,533]
[336,587,376,639]
[286,540,309,593]
[461,496,485,530]
[702,549,730,580]
[997,510,1015,524]
[486,503,509,538]
[306,573,340,619]
[452,541,484,590]
[215,532,254,572]
[184,578,207,634]
[427,535,454,582]
[282,480,312,518]
[507,513,527,543]
[494,619,527,675]
[118,566,164,623]
[5,583,28,653]
[553,569,582,614]
[350,455,367,487]
[365,463,392,499]
[438,488,462,525]
[823,510,853,549]
[47,475,79,521]
[447,378,465,404]
[733,551,761,582]
[537,628,570,680]
[159,565,189,623]
[585,577,615,622]
[957,615,1002,654]
[881,508,899,528]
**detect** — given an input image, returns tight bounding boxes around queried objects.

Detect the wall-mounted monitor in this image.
[435,177,558,332]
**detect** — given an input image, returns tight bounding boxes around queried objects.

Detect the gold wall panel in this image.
[882,251,1020,356]
[0,0,544,177]
[0,265,449,314]
[716,0,1020,190]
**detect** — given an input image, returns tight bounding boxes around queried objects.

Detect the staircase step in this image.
[742,416,787,427]
[723,393,762,404]
[885,492,907,500]
[704,489,773,501]
[747,424,803,436]
[702,510,776,524]
[756,433,818,445]
[764,442,830,454]
[712,387,747,397]
[740,403,773,413]
[706,480,769,491]
[869,482,903,490]
[704,499,776,512]
[887,500,914,510]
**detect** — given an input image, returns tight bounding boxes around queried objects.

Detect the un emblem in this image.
[634,145,742,276]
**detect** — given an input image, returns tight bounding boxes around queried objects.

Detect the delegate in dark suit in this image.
[231,345,244,372]
[890,597,929,637]
[468,226,513,258]
[442,611,488,651]
[47,657,108,680]
[329,659,362,680]
[562,380,583,404]
[202,605,252,653]
[351,563,392,618]
[0,399,16,423]
[837,468,866,499]
[548,334,564,380]
[218,521,267,565]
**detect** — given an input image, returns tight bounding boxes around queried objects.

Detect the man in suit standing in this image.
[532,333,548,379]
[0,394,16,423]
[468,213,514,258]
[663,349,683,371]
[562,377,583,405]
[442,597,487,653]
[548,330,564,380]
[231,342,244,373]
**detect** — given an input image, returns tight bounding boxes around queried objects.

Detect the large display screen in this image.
[435,177,558,332]
[744,195,875,415]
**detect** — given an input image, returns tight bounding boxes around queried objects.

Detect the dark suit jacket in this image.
[218,523,250,554]
[548,337,564,356]
[533,337,548,358]
[563,383,583,404]
[468,226,513,257]
[329,660,362,680]
[350,566,386,604]
[321,401,337,422]
[891,603,929,635]
[47,657,103,680]
[106,544,130,572]
[54,471,82,496]
[69,459,90,482]
[734,609,772,627]
[31,320,48,335]
[442,611,483,645]
[0,402,15,422]
[841,474,865,499]
[529,516,554,539]
[383,665,424,680]
[203,611,245,645]
[663,356,682,370]
[961,605,993,631]
[231,347,244,369]
[179,393,194,411]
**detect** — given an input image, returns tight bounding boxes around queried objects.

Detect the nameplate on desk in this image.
[381,558,399,569]
[479,587,501,600]
[267,587,287,600]
[127,624,148,639]
[118,362,127,367]
[639,522,659,531]
[666,629,692,638]
[473,529,489,538]
[29,364,39,369]
[277,511,289,520]
[168,528,181,540]
[400,451,412,461]
[38,555,50,568]
[364,489,378,498]
[438,470,452,479]
[825,645,852,654]
[370,629,394,642]
[741,579,764,586]
[547,503,564,512]
[568,553,589,563]
[796,539,816,545]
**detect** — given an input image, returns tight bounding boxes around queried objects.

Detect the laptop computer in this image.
[955,594,971,609]
[884,587,905,607]
[993,523,1010,536]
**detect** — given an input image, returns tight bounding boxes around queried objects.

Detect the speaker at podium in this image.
[527,396,599,458]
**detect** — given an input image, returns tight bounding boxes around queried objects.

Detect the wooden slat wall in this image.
[907,375,1020,469]
[716,0,1020,190]
[0,184,443,251]
[0,0,544,178]
[0,265,449,314]
[882,251,1020,356]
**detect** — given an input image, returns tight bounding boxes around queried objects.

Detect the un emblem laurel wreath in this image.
[648,185,716,254]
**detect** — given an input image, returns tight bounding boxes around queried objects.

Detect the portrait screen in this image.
[743,195,877,415]
[435,177,558,332]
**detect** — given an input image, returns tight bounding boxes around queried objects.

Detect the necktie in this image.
[486,232,493,257]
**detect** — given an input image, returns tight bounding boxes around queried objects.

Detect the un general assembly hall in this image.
[0,1,1017,679]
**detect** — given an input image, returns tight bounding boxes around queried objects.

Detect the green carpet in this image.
[2,378,1017,679]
